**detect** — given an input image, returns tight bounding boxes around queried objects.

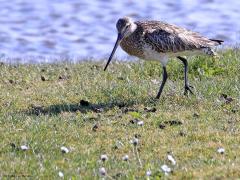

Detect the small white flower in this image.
[130,137,139,146]
[20,145,29,151]
[137,121,144,126]
[146,170,151,176]
[122,154,129,161]
[100,154,108,162]
[99,167,106,176]
[217,147,225,154]
[58,171,64,177]
[61,146,69,154]
[161,164,171,175]
[167,154,176,165]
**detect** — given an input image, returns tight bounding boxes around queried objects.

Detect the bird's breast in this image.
[120,37,145,59]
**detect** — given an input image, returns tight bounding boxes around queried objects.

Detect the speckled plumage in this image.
[120,20,223,62]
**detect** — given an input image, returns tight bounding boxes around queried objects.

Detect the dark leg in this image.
[156,66,168,99]
[177,56,193,95]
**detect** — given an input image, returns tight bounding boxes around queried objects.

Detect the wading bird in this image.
[104,17,223,99]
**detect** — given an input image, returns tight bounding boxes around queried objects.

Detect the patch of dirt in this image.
[159,120,183,129]
[80,99,90,106]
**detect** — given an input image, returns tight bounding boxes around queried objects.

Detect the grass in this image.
[0,49,239,179]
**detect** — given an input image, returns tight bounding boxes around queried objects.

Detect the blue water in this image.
[0,0,240,63]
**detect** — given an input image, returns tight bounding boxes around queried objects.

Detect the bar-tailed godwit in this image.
[104,17,223,99]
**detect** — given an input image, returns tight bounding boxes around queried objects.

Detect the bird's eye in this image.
[126,24,130,28]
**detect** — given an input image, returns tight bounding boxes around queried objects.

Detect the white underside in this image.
[143,46,206,66]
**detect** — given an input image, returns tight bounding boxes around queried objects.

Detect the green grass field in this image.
[0,49,239,179]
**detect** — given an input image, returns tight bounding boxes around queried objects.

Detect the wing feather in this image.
[139,21,220,53]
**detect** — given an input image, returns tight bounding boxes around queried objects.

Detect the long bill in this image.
[104,33,122,71]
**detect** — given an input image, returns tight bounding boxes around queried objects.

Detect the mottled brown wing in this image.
[144,23,216,53]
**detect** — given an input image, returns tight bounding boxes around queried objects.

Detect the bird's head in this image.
[116,17,137,39]
[104,17,137,71]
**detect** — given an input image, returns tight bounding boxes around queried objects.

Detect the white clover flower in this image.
[122,154,129,161]
[167,154,176,165]
[217,147,225,154]
[100,154,108,162]
[61,146,69,154]
[146,170,151,176]
[130,137,139,146]
[99,167,106,176]
[20,145,29,151]
[58,171,64,177]
[161,164,171,175]
[137,121,144,126]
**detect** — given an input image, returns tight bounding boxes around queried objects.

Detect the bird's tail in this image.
[209,39,224,45]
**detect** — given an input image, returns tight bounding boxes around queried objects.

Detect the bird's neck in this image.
[130,23,137,33]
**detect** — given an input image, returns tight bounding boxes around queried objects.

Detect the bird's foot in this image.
[155,95,160,99]
[184,85,194,96]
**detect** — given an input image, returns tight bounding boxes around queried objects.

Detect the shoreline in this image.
[0,46,239,64]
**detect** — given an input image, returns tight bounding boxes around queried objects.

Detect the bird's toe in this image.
[184,85,194,95]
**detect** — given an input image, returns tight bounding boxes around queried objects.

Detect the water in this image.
[0,0,240,63]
